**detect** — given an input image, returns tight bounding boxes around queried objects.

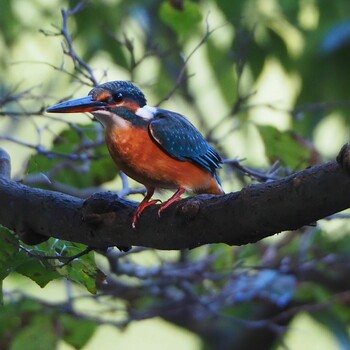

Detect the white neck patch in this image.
[136,105,157,120]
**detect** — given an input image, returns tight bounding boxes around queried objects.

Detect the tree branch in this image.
[1,145,350,250]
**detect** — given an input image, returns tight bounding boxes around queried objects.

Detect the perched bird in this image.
[47,81,224,228]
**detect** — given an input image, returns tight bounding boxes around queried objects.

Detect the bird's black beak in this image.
[47,96,106,113]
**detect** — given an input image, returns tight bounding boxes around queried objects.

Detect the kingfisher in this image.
[47,81,224,228]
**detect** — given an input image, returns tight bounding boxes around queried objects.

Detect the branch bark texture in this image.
[1,146,350,250]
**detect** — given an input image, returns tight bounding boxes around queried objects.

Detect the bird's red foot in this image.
[132,188,185,228]
[132,199,161,229]
[157,188,185,218]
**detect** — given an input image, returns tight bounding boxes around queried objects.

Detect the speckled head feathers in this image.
[89,81,147,107]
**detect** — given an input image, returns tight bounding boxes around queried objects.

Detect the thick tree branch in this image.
[1,145,350,250]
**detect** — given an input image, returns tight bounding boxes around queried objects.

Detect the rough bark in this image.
[1,145,350,250]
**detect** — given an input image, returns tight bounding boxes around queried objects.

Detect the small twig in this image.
[106,31,158,81]
[23,174,102,198]
[0,110,45,117]
[206,89,257,142]
[20,245,93,265]
[40,1,98,86]
[13,59,91,87]
[60,2,98,86]
[58,246,94,267]
[0,84,41,107]
[224,158,282,182]
[0,134,104,161]
[117,172,147,198]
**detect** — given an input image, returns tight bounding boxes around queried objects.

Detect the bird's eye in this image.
[113,92,124,103]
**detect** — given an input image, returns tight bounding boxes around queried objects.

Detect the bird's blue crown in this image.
[89,81,147,107]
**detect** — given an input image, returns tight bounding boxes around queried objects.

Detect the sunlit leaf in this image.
[210,244,235,271]
[258,125,314,169]
[60,260,97,294]
[60,314,97,349]
[57,246,101,294]
[310,310,350,349]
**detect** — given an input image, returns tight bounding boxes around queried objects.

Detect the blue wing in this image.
[148,108,222,174]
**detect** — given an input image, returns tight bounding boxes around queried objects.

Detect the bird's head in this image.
[47,81,154,127]
[47,81,147,113]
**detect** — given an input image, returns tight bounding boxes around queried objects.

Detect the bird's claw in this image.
[132,199,161,229]
[157,197,182,218]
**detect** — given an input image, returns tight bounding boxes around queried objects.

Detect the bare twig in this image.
[0,134,103,161]
[40,1,98,86]
[19,245,93,265]
[224,158,283,182]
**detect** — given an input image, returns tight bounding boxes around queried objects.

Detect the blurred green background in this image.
[1,0,350,349]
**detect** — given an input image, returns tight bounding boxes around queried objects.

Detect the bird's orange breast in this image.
[104,125,222,194]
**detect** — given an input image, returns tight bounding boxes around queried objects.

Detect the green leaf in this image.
[210,244,235,271]
[10,314,57,350]
[26,124,117,189]
[0,1,21,47]
[57,245,101,294]
[258,125,314,169]
[0,298,42,349]
[294,281,331,303]
[215,1,245,20]
[27,240,102,293]
[159,0,202,37]
[0,226,59,287]
[206,38,237,106]
[248,41,267,80]
[15,259,60,288]
[1,298,96,350]
[60,259,97,294]
[0,225,20,280]
[60,314,97,349]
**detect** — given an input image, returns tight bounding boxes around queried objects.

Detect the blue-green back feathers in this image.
[148,109,222,174]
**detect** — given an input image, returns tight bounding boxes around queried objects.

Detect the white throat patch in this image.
[136,105,157,120]
[92,110,130,129]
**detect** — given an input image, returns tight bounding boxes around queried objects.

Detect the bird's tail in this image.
[213,172,225,194]
[199,172,224,195]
